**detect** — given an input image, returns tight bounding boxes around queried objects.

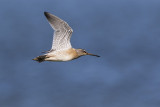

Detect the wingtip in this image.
[44,11,49,16]
[44,11,53,19]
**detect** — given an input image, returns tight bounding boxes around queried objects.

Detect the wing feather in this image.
[44,12,73,51]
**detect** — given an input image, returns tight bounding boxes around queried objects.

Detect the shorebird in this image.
[33,12,100,62]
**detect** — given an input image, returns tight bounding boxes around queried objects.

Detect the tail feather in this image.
[32,55,47,63]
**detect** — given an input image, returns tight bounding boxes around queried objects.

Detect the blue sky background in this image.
[0,0,160,107]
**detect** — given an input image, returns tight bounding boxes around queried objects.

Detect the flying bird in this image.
[33,12,100,62]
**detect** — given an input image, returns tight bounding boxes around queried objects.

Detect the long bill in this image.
[86,53,100,57]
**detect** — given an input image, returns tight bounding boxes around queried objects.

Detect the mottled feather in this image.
[44,12,73,51]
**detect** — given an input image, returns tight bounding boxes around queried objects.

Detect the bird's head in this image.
[76,49,100,57]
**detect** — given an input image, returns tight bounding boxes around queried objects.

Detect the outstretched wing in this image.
[44,12,73,51]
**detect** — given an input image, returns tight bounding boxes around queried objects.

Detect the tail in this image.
[32,55,47,63]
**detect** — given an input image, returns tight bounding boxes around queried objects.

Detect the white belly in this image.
[45,50,76,61]
[46,55,73,61]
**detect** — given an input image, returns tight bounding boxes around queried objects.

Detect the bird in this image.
[33,12,100,62]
